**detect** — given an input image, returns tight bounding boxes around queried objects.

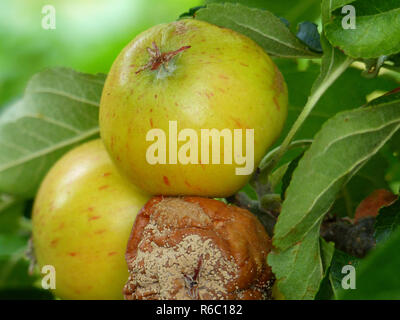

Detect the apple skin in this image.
[32,139,150,300]
[100,19,288,197]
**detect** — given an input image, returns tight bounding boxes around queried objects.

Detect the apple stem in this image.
[136,42,191,74]
[183,256,202,299]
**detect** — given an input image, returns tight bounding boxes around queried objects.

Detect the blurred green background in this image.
[0,0,201,108]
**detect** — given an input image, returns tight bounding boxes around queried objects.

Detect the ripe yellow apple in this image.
[99,19,288,197]
[32,139,150,300]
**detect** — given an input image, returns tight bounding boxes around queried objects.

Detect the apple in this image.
[32,139,150,300]
[123,196,273,300]
[99,19,288,197]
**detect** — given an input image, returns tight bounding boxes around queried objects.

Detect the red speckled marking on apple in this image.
[163,176,170,186]
[68,252,77,257]
[110,136,115,151]
[271,64,285,111]
[198,160,206,170]
[273,96,280,111]
[205,91,214,99]
[98,185,109,191]
[88,216,101,221]
[108,252,117,256]
[57,223,65,230]
[230,117,243,128]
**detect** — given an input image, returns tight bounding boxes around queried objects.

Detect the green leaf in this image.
[195,3,320,58]
[320,238,335,274]
[267,2,353,175]
[340,227,400,299]
[275,60,399,144]
[314,238,335,300]
[205,0,321,29]
[374,198,400,244]
[0,232,35,290]
[331,154,390,217]
[386,54,400,74]
[323,0,357,17]
[324,0,400,59]
[0,68,105,197]
[281,152,304,200]
[368,87,400,107]
[315,275,334,300]
[0,192,33,290]
[268,224,322,300]
[270,236,334,301]
[269,97,400,299]
[0,258,37,290]
[273,2,396,214]
[0,196,27,234]
[390,132,400,154]
[179,6,205,19]
[0,193,17,214]
[310,35,353,96]
[0,234,26,259]
[275,101,400,248]
[370,89,400,161]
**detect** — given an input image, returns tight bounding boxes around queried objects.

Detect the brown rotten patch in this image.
[123,196,273,300]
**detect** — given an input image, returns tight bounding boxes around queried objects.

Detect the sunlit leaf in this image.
[195,3,319,58]
[324,0,400,58]
[0,68,105,197]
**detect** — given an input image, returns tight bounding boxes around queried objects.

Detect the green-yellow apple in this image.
[100,19,288,197]
[32,139,150,300]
